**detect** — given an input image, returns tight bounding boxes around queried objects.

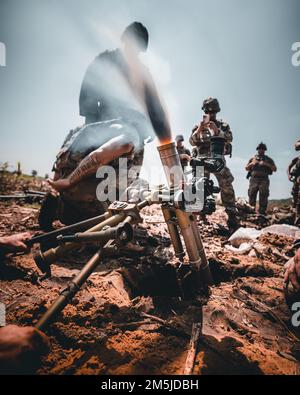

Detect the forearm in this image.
[68,136,134,187]
[189,130,201,146]
[245,160,255,172]
[264,162,276,172]
[68,154,100,186]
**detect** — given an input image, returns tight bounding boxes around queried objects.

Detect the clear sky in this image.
[0,0,299,198]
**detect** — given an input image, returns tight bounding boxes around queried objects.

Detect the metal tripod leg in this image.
[35,247,104,331]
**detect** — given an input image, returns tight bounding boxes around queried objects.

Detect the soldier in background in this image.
[246,142,277,215]
[190,97,239,230]
[288,139,300,225]
[175,134,191,170]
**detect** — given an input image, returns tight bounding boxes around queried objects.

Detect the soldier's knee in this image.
[260,192,269,200]
[219,177,234,189]
[249,187,258,195]
[219,168,234,184]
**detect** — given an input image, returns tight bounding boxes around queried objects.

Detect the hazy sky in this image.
[0,0,299,198]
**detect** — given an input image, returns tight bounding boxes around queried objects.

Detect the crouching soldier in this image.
[246,142,277,215]
[190,97,239,230]
[39,21,171,229]
[39,118,150,229]
[288,139,300,225]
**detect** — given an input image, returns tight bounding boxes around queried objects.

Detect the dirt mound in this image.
[1,199,300,375]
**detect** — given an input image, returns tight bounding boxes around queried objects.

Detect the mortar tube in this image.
[158,143,202,270]
[157,142,185,190]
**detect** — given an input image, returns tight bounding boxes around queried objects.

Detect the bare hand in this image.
[0,325,49,374]
[47,178,71,192]
[180,154,191,162]
[0,233,31,253]
[284,249,300,291]
[208,121,220,136]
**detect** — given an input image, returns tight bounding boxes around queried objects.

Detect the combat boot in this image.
[226,207,240,231]
[38,192,59,231]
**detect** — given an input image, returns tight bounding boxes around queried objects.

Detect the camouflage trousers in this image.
[58,178,109,225]
[208,165,236,212]
[248,177,270,214]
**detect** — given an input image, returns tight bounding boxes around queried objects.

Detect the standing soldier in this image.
[246,142,277,215]
[175,134,191,170]
[288,139,300,225]
[190,97,239,230]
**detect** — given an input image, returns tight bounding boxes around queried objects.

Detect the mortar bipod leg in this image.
[190,215,213,285]
[35,247,104,331]
[161,206,185,261]
[174,209,201,270]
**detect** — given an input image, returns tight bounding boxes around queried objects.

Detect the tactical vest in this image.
[191,119,232,157]
[290,157,300,182]
[250,155,274,178]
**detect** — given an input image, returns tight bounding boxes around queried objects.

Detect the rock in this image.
[253,242,269,256]
[236,198,256,214]
[131,296,154,313]
[261,224,300,238]
[248,249,257,257]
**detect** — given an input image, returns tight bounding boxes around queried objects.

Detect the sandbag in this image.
[228,227,262,248]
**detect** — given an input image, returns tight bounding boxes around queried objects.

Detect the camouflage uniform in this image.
[190,119,237,216]
[51,115,148,225]
[288,156,300,221]
[247,154,276,215]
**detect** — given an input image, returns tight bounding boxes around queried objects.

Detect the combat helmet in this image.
[202,97,221,113]
[256,142,267,151]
